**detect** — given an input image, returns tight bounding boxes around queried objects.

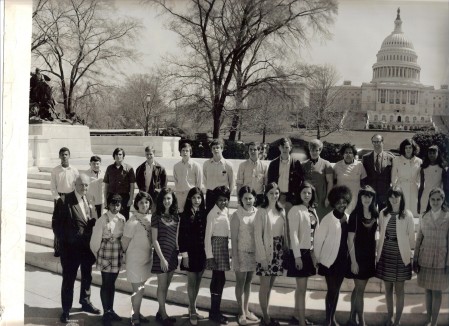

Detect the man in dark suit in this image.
[267,137,305,213]
[362,134,395,211]
[53,174,100,323]
[136,146,167,204]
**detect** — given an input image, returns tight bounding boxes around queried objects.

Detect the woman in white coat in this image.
[391,138,422,217]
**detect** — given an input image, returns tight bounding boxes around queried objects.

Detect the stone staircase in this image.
[25,163,449,325]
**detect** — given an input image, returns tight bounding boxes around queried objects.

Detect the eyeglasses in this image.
[372,141,382,144]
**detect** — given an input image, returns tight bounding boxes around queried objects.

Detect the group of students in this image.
[51,135,449,326]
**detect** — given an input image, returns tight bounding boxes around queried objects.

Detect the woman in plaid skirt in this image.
[121,192,153,326]
[205,186,231,325]
[254,182,288,326]
[90,194,126,324]
[151,188,180,326]
[414,188,449,326]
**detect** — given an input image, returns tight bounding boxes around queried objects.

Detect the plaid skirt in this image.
[96,238,123,273]
[256,236,284,276]
[206,236,230,271]
[417,267,449,291]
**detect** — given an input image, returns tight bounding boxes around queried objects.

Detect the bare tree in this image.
[32,0,141,116]
[115,74,166,136]
[306,64,346,139]
[150,0,337,138]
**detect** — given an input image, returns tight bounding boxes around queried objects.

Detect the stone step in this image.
[25,241,449,326]
[27,209,52,228]
[28,188,53,201]
[27,197,54,214]
[28,179,51,191]
[24,222,429,295]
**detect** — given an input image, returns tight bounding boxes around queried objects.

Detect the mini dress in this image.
[179,209,207,273]
[256,213,285,276]
[233,207,257,272]
[151,213,179,274]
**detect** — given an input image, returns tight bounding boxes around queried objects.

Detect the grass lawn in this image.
[239,129,416,151]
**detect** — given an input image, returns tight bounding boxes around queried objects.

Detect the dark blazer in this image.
[362,151,394,207]
[267,156,305,205]
[52,191,97,255]
[136,161,168,201]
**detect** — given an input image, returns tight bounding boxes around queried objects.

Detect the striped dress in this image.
[375,213,412,282]
[151,214,179,274]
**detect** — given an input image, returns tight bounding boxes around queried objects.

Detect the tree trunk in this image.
[228,113,239,141]
[262,126,266,144]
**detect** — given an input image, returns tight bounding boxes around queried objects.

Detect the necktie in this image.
[82,196,90,220]
[375,154,381,173]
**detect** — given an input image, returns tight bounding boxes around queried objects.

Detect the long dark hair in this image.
[297,181,317,208]
[383,186,406,219]
[261,182,283,213]
[421,146,447,169]
[183,187,206,217]
[353,185,379,219]
[155,187,179,217]
[238,186,257,207]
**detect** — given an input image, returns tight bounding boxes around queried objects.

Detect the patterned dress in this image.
[151,214,179,274]
[375,213,412,282]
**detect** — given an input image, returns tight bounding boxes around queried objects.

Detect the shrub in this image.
[412,131,449,163]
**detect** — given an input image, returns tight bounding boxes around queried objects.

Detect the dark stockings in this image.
[101,272,118,312]
[210,270,226,314]
[325,273,344,325]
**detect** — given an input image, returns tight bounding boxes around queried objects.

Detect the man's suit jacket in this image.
[267,156,305,205]
[52,191,97,257]
[136,161,168,201]
[362,151,394,198]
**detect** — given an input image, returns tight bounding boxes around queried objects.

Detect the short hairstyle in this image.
[133,191,153,211]
[183,187,206,215]
[424,188,448,213]
[107,193,122,206]
[247,142,260,150]
[384,186,406,218]
[308,139,323,150]
[145,145,155,153]
[112,147,125,158]
[90,155,101,162]
[278,137,292,147]
[213,185,231,201]
[353,185,378,219]
[179,142,192,154]
[297,181,317,207]
[371,134,384,142]
[238,186,257,207]
[398,138,419,157]
[155,187,179,216]
[328,185,352,208]
[59,147,70,155]
[261,182,283,212]
[209,138,224,148]
[339,143,357,156]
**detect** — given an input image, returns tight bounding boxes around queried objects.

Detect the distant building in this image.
[356,8,448,131]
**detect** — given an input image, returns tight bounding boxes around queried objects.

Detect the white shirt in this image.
[50,165,79,199]
[75,191,90,220]
[278,157,290,193]
[204,205,230,259]
[144,161,154,192]
[173,159,203,192]
[86,168,104,206]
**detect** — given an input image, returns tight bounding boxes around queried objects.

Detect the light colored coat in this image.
[288,205,319,258]
[314,211,348,268]
[415,210,449,269]
[254,207,288,263]
[376,209,415,266]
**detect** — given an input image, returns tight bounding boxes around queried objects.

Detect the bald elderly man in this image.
[53,174,100,322]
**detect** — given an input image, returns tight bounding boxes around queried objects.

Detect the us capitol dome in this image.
[342,8,448,131]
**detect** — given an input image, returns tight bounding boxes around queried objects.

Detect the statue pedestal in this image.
[28,123,93,167]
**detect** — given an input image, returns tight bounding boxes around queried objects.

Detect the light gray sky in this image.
[116,0,449,87]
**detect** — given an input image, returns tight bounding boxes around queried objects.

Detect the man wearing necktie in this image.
[53,174,100,323]
[362,134,395,210]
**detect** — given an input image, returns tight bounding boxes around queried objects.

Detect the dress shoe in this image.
[60,311,69,323]
[81,302,101,314]
[108,310,122,321]
[156,312,176,323]
[209,312,228,325]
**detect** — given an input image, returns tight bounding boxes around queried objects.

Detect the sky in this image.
[114,0,449,88]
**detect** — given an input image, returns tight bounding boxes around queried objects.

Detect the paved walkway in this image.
[25,265,265,326]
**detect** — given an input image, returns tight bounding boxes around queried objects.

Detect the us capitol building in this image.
[338,8,449,131]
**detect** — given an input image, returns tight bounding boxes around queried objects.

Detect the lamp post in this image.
[145,94,151,136]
